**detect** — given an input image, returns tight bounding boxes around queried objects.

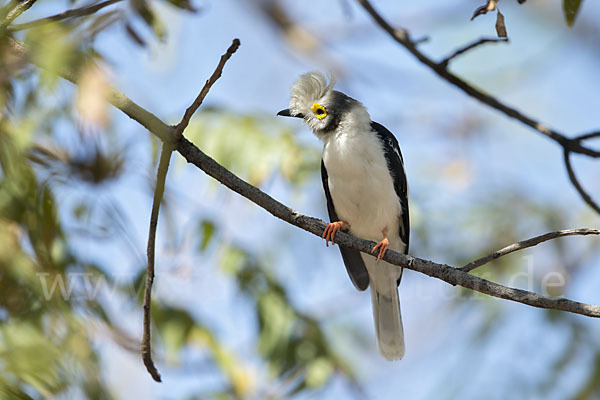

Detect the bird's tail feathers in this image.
[370,283,405,360]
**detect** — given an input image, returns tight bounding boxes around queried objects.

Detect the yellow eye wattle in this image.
[311,103,327,119]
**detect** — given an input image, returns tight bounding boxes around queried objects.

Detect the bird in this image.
[277,72,410,360]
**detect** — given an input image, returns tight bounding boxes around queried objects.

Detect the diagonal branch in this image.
[460,228,600,273]
[175,136,600,318]
[355,0,600,159]
[439,37,508,68]
[7,0,123,32]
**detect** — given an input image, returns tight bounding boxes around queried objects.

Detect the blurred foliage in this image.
[185,109,320,187]
[0,109,113,398]
[563,0,583,27]
[220,243,358,397]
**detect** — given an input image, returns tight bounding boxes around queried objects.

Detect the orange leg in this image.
[372,228,389,261]
[322,221,348,247]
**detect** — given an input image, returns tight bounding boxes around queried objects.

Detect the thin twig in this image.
[575,131,600,142]
[564,149,600,215]
[562,131,600,214]
[141,145,172,382]
[460,228,600,273]
[412,35,430,44]
[8,0,122,32]
[471,1,498,21]
[439,37,508,68]
[355,0,600,158]
[0,0,37,30]
[174,38,241,139]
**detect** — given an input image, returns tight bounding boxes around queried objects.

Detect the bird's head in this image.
[278,72,360,137]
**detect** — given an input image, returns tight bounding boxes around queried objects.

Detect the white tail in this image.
[370,283,405,360]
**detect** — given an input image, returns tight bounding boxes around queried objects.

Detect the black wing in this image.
[371,121,410,254]
[321,161,370,291]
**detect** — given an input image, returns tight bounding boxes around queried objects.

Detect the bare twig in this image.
[564,150,600,215]
[355,0,600,159]
[141,145,172,382]
[575,131,600,142]
[460,228,600,273]
[439,37,508,68]
[140,38,240,382]
[8,0,122,32]
[412,35,429,45]
[174,38,240,139]
[562,131,600,215]
[0,0,37,30]
[471,0,498,20]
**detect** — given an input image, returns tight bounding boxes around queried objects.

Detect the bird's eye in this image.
[310,103,328,119]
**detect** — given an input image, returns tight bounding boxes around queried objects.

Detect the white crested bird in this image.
[278,72,410,360]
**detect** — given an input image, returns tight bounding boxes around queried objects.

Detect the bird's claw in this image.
[322,221,348,247]
[372,238,389,261]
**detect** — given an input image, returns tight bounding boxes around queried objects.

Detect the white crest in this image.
[289,71,335,116]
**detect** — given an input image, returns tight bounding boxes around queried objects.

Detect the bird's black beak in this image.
[277,109,303,118]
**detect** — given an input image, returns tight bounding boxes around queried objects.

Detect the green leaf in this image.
[563,0,583,27]
[25,25,81,90]
[166,0,198,12]
[199,220,215,251]
[220,246,246,275]
[132,1,166,40]
[305,358,334,388]
[152,305,194,359]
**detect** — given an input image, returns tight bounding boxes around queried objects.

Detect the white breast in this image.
[322,109,403,251]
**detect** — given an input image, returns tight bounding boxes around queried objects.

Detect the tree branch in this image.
[7,0,123,32]
[141,144,172,382]
[460,228,600,273]
[174,136,600,318]
[575,131,600,142]
[439,37,508,68]
[174,38,240,139]
[140,38,240,382]
[1,0,37,30]
[355,0,600,159]
[564,150,600,215]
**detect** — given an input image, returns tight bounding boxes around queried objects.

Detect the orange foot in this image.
[372,238,389,261]
[322,221,348,247]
